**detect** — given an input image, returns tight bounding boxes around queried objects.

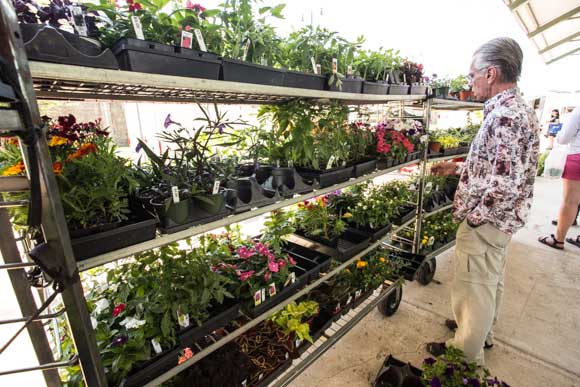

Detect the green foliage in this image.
[260,210,295,253]
[354,48,403,82]
[537,150,549,176]
[348,122,376,162]
[294,196,346,240]
[347,249,402,290]
[270,301,319,343]
[449,74,470,93]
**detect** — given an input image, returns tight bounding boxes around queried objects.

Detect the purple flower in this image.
[111,335,128,347]
[468,379,481,387]
[463,378,469,385]
[423,357,436,366]
[135,142,143,153]
[445,366,455,377]
[218,123,226,134]
[164,114,180,129]
[430,377,442,387]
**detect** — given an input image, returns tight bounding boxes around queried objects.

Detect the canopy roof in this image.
[505,0,580,64]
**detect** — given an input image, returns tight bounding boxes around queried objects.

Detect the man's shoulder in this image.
[488,97,538,132]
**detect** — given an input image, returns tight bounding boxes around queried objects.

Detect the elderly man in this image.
[427,37,540,365]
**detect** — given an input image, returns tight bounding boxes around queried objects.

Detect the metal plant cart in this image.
[0,3,483,386]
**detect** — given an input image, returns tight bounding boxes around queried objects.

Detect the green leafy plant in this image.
[348,121,376,162]
[353,48,402,82]
[294,196,346,241]
[270,301,319,343]
[260,210,296,254]
[347,249,402,290]
[449,74,470,93]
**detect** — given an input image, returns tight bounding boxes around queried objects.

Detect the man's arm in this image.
[556,107,580,146]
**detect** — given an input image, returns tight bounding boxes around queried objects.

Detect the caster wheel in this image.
[416,257,436,285]
[378,285,403,317]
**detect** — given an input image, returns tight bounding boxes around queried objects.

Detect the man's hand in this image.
[431,162,459,176]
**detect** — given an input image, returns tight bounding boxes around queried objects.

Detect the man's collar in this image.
[483,87,519,116]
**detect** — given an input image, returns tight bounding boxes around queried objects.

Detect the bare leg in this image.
[556,179,580,242]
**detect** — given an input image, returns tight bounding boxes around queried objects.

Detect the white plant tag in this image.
[435,185,440,192]
[425,182,433,193]
[180,31,193,49]
[409,183,416,191]
[346,295,352,305]
[347,65,353,77]
[212,180,220,195]
[242,380,247,387]
[316,64,322,75]
[69,6,87,36]
[177,312,190,328]
[261,288,266,301]
[254,290,262,306]
[276,160,281,168]
[288,160,294,168]
[295,338,302,347]
[171,186,180,203]
[243,39,251,61]
[285,352,289,360]
[261,57,268,66]
[194,28,207,51]
[131,16,145,40]
[151,339,162,354]
[310,57,317,73]
[355,290,362,299]
[290,272,296,284]
[258,373,264,381]
[332,58,338,74]
[268,283,277,297]
[326,155,336,170]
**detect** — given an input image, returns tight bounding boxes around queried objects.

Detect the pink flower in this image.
[264,271,271,282]
[185,25,191,31]
[288,256,296,266]
[237,246,255,259]
[112,303,126,317]
[238,270,255,281]
[178,347,193,365]
[278,259,286,268]
[268,261,279,273]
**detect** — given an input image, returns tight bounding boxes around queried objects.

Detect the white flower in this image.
[91,316,98,330]
[94,299,110,315]
[120,316,147,330]
[428,236,435,246]
[420,135,429,143]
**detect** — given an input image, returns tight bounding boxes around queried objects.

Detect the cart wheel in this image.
[378,285,403,317]
[416,257,437,285]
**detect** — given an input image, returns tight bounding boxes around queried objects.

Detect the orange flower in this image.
[379,257,386,263]
[52,162,63,175]
[2,161,25,176]
[48,136,68,147]
[67,142,97,161]
[177,347,193,365]
[356,260,368,269]
[8,137,19,145]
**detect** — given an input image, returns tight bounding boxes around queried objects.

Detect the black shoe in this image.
[426,342,446,357]
[552,219,578,226]
[484,342,494,349]
[445,319,458,332]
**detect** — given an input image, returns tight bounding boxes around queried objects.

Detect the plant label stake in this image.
[171,186,180,203]
[425,182,433,194]
[131,16,145,40]
[290,272,296,284]
[276,160,280,168]
[326,155,335,170]
[261,57,268,66]
[332,58,338,74]
[194,28,207,51]
[295,338,302,347]
[242,380,247,387]
[346,295,352,305]
[268,283,277,297]
[212,180,221,195]
[355,290,362,299]
[310,57,317,74]
[285,352,289,360]
[261,288,266,301]
[316,64,322,75]
[181,31,193,49]
[243,39,251,61]
[69,6,87,37]
[177,312,190,328]
[253,290,262,306]
[151,339,162,354]
[288,160,294,168]
[347,65,353,77]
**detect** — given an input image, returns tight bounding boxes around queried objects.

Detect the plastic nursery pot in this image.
[271,167,313,198]
[352,159,378,178]
[220,58,286,86]
[388,83,410,95]
[112,38,220,79]
[459,90,473,101]
[428,141,442,154]
[20,24,119,69]
[150,197,193,229]
[296,165,354,188]
[325,75,364,93]
[284,70,327,90]
[410,84,427,95]
[433,86,450,98]
[362,81,389,95]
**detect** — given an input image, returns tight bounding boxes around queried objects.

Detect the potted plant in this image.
[374,119,417,167]
[270,300,319,352]
[402,60,427,95]
[429,75,450,98]
[354,48,402,95]
[348,121,377,177]
[87,0,222,79]
[12,0,118,68]
[449,74,471,100]
[217,0,287,86]
[293,196,346,247]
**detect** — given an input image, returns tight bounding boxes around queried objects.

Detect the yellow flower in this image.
[356,260,368,269]
[342,212,353,219]
[1,162,25,176]
[379,257,386,263]
[48,136,68,147]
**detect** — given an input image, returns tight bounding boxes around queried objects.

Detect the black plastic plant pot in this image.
[296,165,354,188]
[325,75,364,93]
[21,24,119,69]
[221,58,286,86]
[388,84,410,95]
[310,311,333,342]
[225,178,279,214]
[393,206,417,225]
[373,354,423,387]
[283,241,332,283]
[123,347,182,387]
[177,301,240,346]
[352,289,373,309]
[352,159,378,178]
[294,229,341,248]
[271,167,314,198]
[244,272,307,318]
[284,70,326,90]
[70,218,157,261]
[433,86,450,99]
[151,198,193,232]
[410,84,427,95]
[254,359,293,387]
[336,230,371,262]
[387,250,427,281]
[362,81,389,95]
[112,38,220,79]
[348,222,393,242]
[376,158,395,170]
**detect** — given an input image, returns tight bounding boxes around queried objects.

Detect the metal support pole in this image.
[413,98,432,253]
[0,209,62,387]
[0,2,107,385]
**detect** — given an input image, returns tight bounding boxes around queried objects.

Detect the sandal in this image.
[566,235,580,249]
[538,234,564,250]
[552,219,578,226]
[426,342,446,357]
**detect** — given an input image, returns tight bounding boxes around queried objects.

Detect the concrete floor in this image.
[290,177,580,387]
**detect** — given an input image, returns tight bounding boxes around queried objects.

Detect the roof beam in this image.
[539,31,580,54]
[509,0,528,11]
[546,46,580,65]
[528,6,580,38]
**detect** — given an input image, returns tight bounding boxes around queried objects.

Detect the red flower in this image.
[129,2,142,12]
[112,303,126,317]
[185,25,191,31]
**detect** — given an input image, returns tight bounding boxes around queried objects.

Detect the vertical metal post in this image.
[0,209,62,387]
[413,98,432,253]
[0,2,107,385]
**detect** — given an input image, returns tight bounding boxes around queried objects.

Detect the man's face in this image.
[468,62,491,101]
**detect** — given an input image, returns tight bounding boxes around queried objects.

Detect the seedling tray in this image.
[377,158,395,170]
[388,84,410,95]
[293,229,340,248]
[336,230,371,262]
[158,205,230,234]
[221,58,286,86]
[352,159,378,177]
[352,289,373,309]
[284,70,326,90]
[225,177,279,214]
[254,358,293,387]
[177,302,240,346]
[296,165,354,188]
[283,241,332,283]
[348,223,393,242]
[270,167,314,198]
[410,85,427,95]
[386,250,427,281]
[393,206,417,225]
[123,346,182,387]
[244,270,307,318]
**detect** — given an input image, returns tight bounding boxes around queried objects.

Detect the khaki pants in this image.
[446,220,511,366]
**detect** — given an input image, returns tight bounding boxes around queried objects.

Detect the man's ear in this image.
[487,66,498,84]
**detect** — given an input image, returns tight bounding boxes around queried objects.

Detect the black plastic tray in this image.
[221,58,286,86]
[284,70,326,90]
[352,159,378,178]
[123,347,182,387]
[270,167,314,198]
[362,81,389,95]
[283,242,332,283]
[336,230,371,262]
[177,302,240,346]
[296,165,354,188]
[352,288,373,309]
[254,358,293,387]
[377,158,395,170]
[293,229,340,248]
[386,250,427,281]
[393,206,417,226]
[388,84,410,95]
[373,354,423,387]
[225,177,279,214]
[244,270,307,318]
[326,76,363,93]
[112,38,220,79]
[410,85,427,95]
[71,218,157,261]
[348,223,393,242]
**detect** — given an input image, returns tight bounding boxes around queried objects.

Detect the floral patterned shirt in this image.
[453,87,540,235]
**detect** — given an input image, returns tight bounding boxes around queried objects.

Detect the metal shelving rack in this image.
[0,4,483,386]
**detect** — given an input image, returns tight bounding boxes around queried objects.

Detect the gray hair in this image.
[472,37,523,83]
